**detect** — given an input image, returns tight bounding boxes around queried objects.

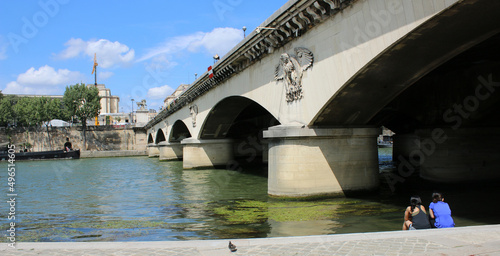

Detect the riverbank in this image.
[3,224,499,255]
[80,150,147,158]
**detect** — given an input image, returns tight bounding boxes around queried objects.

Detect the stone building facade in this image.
[88,84,120,114]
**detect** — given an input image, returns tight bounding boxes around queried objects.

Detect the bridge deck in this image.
[4,225,500,255]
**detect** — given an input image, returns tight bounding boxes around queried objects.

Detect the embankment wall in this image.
[0,126,147,152]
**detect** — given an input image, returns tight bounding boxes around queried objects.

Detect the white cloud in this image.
[147,54,178,71]
[190,27,243,55]
[3,82,33,94]
[98,71,114,80]
[57,38,135,68]
[147,84,175,100]
[137,33,204,62]
[2,65,85,95]
[138,27,243,63]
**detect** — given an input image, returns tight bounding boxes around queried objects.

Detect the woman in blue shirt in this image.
[429,192,455,228]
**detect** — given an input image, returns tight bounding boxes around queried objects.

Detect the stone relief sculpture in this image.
[274,47,314,102]
[189,104,198,128]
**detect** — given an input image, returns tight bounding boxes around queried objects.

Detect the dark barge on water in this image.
[0,149,80,161]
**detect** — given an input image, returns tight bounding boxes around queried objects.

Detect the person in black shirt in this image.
[403,196,431,230]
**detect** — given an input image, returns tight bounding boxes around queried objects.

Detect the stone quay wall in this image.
[0,126,147,152]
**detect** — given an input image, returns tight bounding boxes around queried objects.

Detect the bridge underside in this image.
[377,33,500,183]
[313,0,500,127]
[312,0,500,184]
[370,33,500,134]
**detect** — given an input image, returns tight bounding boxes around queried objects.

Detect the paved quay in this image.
[3,225,500,256]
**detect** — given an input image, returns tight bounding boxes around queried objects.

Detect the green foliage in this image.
[0,95,69,127]
[13,97,35,126]
[11,96,67,127]
[63,83,101,125]
[0,95,16,126]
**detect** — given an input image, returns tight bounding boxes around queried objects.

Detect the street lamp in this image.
[131,98,134,123]
[195,73,198,80]
[213,54,220,64]
[243,26,247,37]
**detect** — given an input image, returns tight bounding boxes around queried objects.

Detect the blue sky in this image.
[0,0,287,112]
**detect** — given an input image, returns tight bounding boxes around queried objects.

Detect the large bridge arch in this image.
[312,0,500,127]
[182,96,280,169]
[169,120,192,143]
[307,0,500,184]
[200,96,280,140]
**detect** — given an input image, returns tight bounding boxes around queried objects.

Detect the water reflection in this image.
[0,150,498,242]
[268,220,341,237]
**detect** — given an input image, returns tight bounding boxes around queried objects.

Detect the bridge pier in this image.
[181,138,234,169]
[263,126,380,197]
[399,127,500,183]
[158,142,183,161]
[147,143,160,158]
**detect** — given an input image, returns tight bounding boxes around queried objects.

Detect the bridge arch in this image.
[147,133,154,144]
[169,120,191,143]
[309,3,500,184]
[312,1,500,129]
[155,128,166,144]
[200,96,280,140]
[180,96,280,169]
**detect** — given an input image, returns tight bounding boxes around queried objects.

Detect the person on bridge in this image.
[429,192,455,228]
[403,196,431,230]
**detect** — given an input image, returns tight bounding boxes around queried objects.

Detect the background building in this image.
[88,84,120,114]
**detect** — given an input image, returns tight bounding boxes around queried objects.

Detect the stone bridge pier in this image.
[181,139,234,169]
[147,143,159,158]
[158,142,183,161]
[264,126,380,197]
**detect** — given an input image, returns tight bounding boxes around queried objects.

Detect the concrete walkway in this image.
[2,225,500,255]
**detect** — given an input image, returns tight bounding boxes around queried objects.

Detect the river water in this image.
[1,149,498,242]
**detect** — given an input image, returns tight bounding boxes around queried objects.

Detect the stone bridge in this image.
[145,0,500,197]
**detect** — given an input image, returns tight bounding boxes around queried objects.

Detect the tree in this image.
[0,95,16,127]
[10,96,68,126]
[63,83,101,150]
[12,97,34,126]
[39,97,67,150]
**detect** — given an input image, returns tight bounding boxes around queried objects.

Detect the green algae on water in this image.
[211,199,356,224]
[211,199,401,224]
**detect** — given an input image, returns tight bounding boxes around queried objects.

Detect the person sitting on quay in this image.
[64,138,72,151]
[403,195,431,230]
[429,192,455,228]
